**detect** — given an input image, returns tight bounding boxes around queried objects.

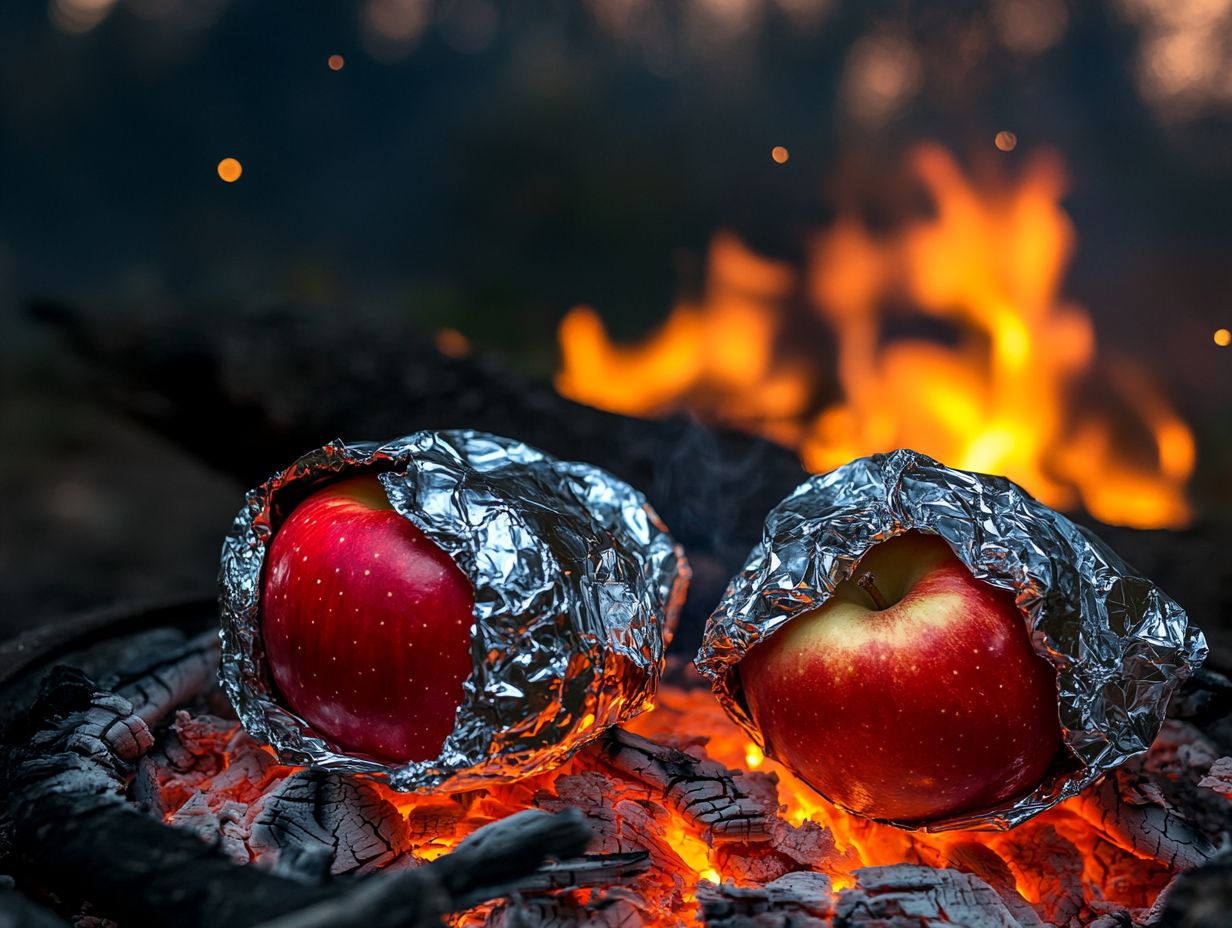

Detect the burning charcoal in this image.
[246,768,411,875]
[936,843,1045,928]
[1197,757,1232,799]
[936,842,1016,893]
[1082,916,1135,928]
[698,871,833,927]
[1115,724,1232,843]
[167,793,252,862]
[697,449,1207,830]
[533,768,709,917]
[1145,720,1222,779]
[139,712,272,814]
[1071,773,1217,871]
[1086,836,1173,911]
[199,727,282,800]
[130,711,232,814]
[834,865,1028,928]
[713,818,847,885]
[990,822,1087,926]
[486,890,648,928]
[403,796,469,848]
[597,727,775,844]
[220,430,689,792]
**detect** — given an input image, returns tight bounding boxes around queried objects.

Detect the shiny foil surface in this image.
[220,430,689,792]
[695,449,1207,831]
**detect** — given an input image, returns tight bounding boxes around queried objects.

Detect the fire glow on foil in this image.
[696,449,1208,831]
[219,430,690,792]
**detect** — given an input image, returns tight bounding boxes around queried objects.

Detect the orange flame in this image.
[555,144,1193,528]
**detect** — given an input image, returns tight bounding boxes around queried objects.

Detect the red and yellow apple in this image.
[738,531,1061,824]
[261,475,474,763]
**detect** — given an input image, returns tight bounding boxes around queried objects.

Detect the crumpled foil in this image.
[220,430,689,792]
[695,449,1207,831]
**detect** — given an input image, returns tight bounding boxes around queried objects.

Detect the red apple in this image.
[738,531,1061,823]
[261,475,474,763]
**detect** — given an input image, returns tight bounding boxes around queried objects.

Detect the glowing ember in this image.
[555,144,1195,529]
[150,682,1223,926]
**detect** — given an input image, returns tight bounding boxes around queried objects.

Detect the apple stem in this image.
[857,572,890,610]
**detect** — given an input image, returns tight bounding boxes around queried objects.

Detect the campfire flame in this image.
[155,681,1199,926]
[556,144,1194,529]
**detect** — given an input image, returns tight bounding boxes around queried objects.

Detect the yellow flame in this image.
[745,742,765,769]
[556,144,1193,528]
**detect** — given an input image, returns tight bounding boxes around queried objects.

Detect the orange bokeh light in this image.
[328,53,345,71]
[435,327,472,358]
[216,157,243,183]
[771,145,790,164]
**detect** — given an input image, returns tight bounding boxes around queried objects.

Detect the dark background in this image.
[2,1,1230,658]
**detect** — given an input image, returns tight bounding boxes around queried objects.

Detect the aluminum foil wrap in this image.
[695,448,1206,831]
[220,429,689,792]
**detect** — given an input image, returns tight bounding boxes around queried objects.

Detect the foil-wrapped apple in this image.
[220,430,690,792]
[696,449,1206,831]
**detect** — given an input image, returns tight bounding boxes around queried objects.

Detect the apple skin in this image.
[261,475,475,763]
[738,531,1061,824]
